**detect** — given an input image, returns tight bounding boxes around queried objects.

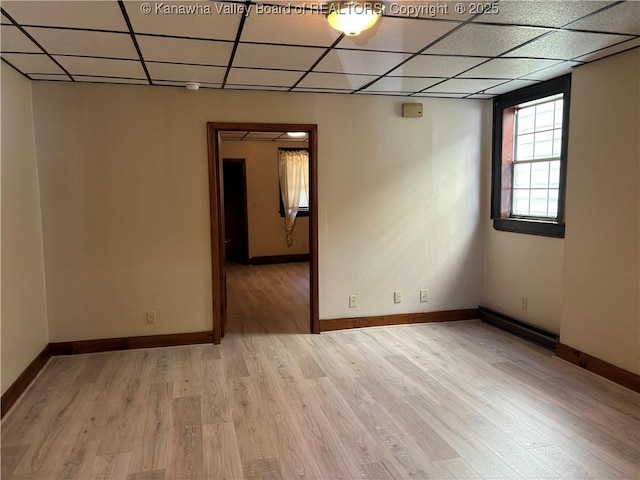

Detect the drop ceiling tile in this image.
[226,68,301,87]
[316,49,410,75]
[297,72,378,90]
[292,87,351,94]
[412,92,468,98]
[147,62,226,84]
[425,24,550,56]
[2,53,63,74]
[137,35,232,65]
[2,1,127,31]
[245,132,282,140]
[566,1,640,35]
[520,60,580,81]
[423,78,504,94]
[483,79,539,95]
[459,58,562,79]
[226,84,289,91]
[233,43,323,70]
[363,76,444,92]
[389,54,487,77]
[467,94,496,99]
[505,30,633,60]
[25,28,138,58]
[573,37,640,63]
[2,13,12,23]
[337,17,458,53]
[125,0,241,41]
[1,26,41,53]
[474,0,612,28]
[360,92,411,96]
[30,73,71,81]
[241,9,340,46]
[54,56,146,78]
[73,76,150,85]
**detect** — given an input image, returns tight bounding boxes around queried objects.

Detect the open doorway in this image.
[207,122,319,344]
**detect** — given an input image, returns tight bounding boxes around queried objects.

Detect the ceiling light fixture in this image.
[185,82,200,91]
[326,1,384,36]
[286,132,307,138]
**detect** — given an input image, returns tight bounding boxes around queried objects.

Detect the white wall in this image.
[30,82,486,341]
[219,140,309,258]
[561,49,639,374]
[1,64,49,394]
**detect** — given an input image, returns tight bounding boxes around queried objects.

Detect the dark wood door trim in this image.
[222,158,249,264]
[207,122,320,343]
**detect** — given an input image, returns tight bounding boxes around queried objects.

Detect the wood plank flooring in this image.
[2,263,639,479]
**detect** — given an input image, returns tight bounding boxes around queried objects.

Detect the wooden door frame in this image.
[222,158,250,265]
[207,122,319,344]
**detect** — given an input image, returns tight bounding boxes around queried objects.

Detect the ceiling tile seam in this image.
[568,38,640,62]
[351,8,492,94]
[117,1,152,85]
[560,0,626,30]
[0,7,75,81]
[73,74,150,80]
[288,34,345,91]
[572,43,640,66]
[135,32,235,44]
[222,0,252,88]
[1,56,31,80]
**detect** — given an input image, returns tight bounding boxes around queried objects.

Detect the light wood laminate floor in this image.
[2,263,639,479]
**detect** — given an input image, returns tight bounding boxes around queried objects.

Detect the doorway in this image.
[207,122,319,344]
[222,159,249,264]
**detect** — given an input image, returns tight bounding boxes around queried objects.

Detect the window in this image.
[491,75,571,237]
[278,148,309,218]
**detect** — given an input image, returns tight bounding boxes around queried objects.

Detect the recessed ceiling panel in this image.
[389,54,487,77]
[1,26,41,53]
[233,43,323,70]
[483,79,539,95]
[146,62,226,84]
[337,17,458,53]
[425,24,550,56]
[565,1,640,35]
[297,72,378,90]
[473,0,612,28]
[73,76,149,85]
[29,73,71,81]
[137,35,232,65]
[54,56,146,78]
[2,1,128,31]
[315,49,410,75]
[226,68,301,87]
[241,9,340,47]
[504,30,633,60]
[2,53,64,74]
[125,0,241,41]
[459,58,562,79]
[520,60,580,81]
[572,38,640,63]
[25,27,138,58]
[423,78,505,94]
[363,76,444,92]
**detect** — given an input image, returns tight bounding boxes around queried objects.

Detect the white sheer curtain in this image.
[278,149,309,247]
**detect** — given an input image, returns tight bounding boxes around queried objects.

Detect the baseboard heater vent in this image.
[479,306,558,351]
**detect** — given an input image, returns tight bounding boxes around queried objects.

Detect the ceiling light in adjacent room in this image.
[326,1,384,36]
[286,132,307,138]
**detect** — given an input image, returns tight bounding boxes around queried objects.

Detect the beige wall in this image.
[561,49,639,374]
[219,140,309,258]
[1,64,49,394]
[30,82,486,341]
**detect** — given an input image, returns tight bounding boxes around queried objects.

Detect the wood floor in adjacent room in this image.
[2,263,639,480]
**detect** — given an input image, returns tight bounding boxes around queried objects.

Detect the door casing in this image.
[207,122,319,343]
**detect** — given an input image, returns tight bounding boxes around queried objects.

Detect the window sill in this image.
[493,218,565,238]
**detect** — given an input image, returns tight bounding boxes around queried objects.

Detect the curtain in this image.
[278,149,309,247]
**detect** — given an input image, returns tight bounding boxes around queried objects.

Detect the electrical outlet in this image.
[349,295,357,308]
[420,289,428,302]
[521,297,528,310]
[146,310,157,324]
[394,291,402,303]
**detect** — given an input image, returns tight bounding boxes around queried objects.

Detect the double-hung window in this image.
[491,75,571,237]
